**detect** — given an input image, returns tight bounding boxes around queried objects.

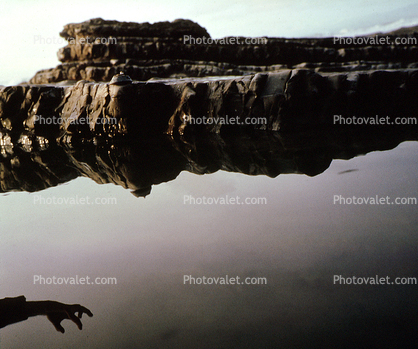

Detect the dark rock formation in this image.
[28,18,418,84]
[2,70,417,196]
[59,17,210,42]
[2,19,418,196]
[3,70,418,144]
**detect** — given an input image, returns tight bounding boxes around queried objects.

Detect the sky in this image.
[0,0,418,85]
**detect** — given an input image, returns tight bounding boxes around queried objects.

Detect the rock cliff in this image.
[1,18,417,196]
[2,70,418,143]
[28,18,418,84]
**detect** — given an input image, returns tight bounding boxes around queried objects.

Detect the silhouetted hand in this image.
[44,302,93,333]
[25,300,93,333]
[0,296,93,332]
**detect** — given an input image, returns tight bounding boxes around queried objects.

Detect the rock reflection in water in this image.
[1,124,417,197]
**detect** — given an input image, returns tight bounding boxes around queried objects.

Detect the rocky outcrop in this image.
[28,18,418,84]
[2,19,417,197]
[58,17,210,43]
[3,69,418,145]
[2,65,418,197]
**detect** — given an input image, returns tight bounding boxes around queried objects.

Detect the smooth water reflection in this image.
[1,141,418,348]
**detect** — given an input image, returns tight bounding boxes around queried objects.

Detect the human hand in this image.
[43,302,93,333]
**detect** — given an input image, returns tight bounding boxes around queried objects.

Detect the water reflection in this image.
[1,127,418,348]
[1,125,417,197]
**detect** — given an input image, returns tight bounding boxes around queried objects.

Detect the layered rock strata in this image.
[29,18,418,84]
[2,19,417,196]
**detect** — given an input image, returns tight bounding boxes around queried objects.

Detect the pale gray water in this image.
[1,141,417,348]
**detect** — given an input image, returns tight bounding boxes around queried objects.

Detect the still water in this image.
[1,138,418,348]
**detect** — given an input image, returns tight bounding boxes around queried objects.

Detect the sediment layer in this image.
[28,18,418,84]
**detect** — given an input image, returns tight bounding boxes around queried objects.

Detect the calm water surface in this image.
[1,141,418,348]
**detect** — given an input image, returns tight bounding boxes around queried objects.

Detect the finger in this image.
[66,310,83,330]
[74,305,93,318]
[47,315,65,333]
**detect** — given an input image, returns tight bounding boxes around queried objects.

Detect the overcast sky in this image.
[1,0,418,85]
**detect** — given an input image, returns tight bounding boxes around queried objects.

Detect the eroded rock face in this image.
[3,70,418,145]
[59,17,210,41]
[2,19,417,193]
[28,18,418,84]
